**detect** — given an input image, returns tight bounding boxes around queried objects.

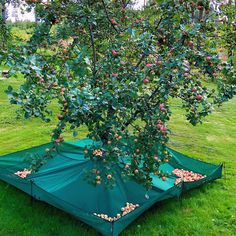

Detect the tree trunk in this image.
[1,0,7,23]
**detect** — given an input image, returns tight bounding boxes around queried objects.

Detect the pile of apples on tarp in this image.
[15,169,32,178]
[93,202,140,222]
[173,168,206,185]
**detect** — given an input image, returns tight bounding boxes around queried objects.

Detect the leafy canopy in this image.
[2,0,235,188]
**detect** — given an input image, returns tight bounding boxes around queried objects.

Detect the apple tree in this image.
[2,0,236,188]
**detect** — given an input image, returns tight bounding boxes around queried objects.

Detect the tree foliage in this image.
[2,0,236,188]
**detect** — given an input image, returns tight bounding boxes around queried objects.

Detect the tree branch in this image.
[88,23,97,77]
[101,0,119,33]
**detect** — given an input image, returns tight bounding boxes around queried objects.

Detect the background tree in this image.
[2,0,235,188]
[0,0,21,48]
[217,1,236,65]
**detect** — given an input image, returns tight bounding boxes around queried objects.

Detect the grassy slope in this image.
[0,75,235,236]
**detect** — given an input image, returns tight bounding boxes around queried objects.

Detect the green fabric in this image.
[0,139,222,236]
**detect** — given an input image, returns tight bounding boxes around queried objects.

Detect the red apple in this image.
[196,94,203,101]
[143,78,149,84]
[146,63,153,68]
[162,176,167,181]
[198,5,204,11]
[159,103,166,112]
[112,49,118,56]
[160,126,167,133]
[188,41,194,47]
[55,139,61,144]
[111,18,117,25]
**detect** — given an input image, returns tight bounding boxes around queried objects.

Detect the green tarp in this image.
[0,139,222,235]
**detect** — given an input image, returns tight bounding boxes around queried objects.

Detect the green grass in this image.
[0,74,236,236]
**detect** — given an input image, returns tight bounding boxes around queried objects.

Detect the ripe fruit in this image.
[112,49,118,56]
[107,174,112,180]
[162,176,167,181]
[63,49,68,54]
[143,78,149,84]
[192,87,197,93]
[112,73,118,77]
[197,5,204,11]
[206,56,212,61]
[196,94,203,101]
[160,126,167,133]
[188,41,194,47]
[111,18,117,25]
[159,103,166,112]
[55,139,61,144]
[146,63,152,68]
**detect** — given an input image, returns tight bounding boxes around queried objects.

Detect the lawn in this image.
[0,73,236,236]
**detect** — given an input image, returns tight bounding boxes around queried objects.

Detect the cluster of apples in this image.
[173,168,206,185]
[93,149,103,157]
[14,169,32,179]
[93,212,121,222]
[94,202,139,222]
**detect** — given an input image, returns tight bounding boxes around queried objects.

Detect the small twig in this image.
[155,16,163,30]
